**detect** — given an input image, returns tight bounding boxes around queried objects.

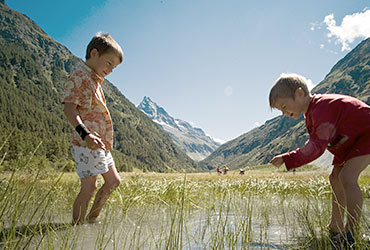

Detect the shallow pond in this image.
[3,174,370,250]
[30,194,348,250]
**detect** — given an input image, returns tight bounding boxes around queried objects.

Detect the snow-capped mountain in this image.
[138,96,221,161]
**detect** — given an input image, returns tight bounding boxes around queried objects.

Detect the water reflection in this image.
[21,196,370,249]
[68,201,299,250]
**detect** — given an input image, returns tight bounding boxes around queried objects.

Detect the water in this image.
[15,196,370,249]
[66,212,294,250]
[62,196,304,249]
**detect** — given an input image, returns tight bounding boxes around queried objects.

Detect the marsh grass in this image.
[0,165,370,249]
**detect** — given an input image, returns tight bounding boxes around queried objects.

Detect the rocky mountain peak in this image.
[138,96,160,115]
[138,96,179,128]
[138,96,221,161]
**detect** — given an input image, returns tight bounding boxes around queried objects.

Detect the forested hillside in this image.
[0,1,201,173]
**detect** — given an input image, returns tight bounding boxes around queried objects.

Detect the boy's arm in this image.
[273,100,340,170]
[63,102,84,128]
[279,121,336,170]
[270,141,325,170]
[63,103,106,151]
[280,139,326,170]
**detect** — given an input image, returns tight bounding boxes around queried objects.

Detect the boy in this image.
[62,33,123,224]
[269,73,370,244]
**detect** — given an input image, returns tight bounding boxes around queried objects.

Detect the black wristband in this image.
[75,124,90,140]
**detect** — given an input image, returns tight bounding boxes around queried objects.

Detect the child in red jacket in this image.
[269,73,370,244]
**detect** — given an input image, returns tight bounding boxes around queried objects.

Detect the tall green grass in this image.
[1,161,370,249]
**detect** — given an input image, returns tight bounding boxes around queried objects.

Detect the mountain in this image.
[0,1,202,173]
[201,37,370,170]
[138,96,221,161]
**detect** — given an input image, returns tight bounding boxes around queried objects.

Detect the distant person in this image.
[268,73,370,246]
[223,166,229,175]
[216,167,221,175]
[62,33,124,225]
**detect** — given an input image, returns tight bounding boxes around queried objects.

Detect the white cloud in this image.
[310,22,321,31]
[323,9,370,51]
[306,78,315,91]
[213,137,226,145]
[224,86,233,97]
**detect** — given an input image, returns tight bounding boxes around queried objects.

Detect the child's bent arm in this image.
[282,139,326,170]
[63,103,106,150]
[63,103,83,128]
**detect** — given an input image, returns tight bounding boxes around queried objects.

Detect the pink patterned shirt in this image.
[62,64,114,150]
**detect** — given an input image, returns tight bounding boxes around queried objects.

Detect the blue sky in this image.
[8,0,370,143]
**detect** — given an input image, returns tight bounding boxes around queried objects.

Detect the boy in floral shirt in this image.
[62,33,123,224]
[269,73,370,246]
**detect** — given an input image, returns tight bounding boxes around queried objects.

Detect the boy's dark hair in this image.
[269,73,310,109]
[86,33,123,63]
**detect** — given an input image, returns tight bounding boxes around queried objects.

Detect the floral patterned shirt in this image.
[62,64,114,150]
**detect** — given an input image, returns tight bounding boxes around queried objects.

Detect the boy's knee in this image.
[88,185,98,196]
[338,171,357,188]
[82,181,98,196]
[106,177,121,191]
[111,177,121,189]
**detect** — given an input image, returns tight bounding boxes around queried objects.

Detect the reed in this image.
[1,169,370,249]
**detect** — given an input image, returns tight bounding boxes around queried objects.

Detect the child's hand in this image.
[270,155,284,167]
[85,132,106,151]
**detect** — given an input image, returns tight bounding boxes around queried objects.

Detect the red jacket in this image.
[282,94,370,170]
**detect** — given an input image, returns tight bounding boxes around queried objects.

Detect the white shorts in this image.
[71,146,114,178]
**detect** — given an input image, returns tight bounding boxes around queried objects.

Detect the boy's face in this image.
[274,89,308,120]
[88,49,121,78]
[274,97,302,119]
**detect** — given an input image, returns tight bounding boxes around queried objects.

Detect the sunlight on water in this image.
[64,196,307,250]
[62,196,370,249]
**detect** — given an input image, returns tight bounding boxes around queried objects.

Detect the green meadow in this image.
[1,159,370,250]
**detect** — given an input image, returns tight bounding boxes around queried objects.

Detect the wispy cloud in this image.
[213,137,226,145]
[224,86,233,97]
[322,9,370,51]
[306,78,315,91]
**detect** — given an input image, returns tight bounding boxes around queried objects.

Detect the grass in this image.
[1,164,370,249]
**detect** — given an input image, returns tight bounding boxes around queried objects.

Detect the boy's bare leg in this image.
[73,176,98,225]
[87,165,121,221]
[339,154,370,233]
[328,165,346,233]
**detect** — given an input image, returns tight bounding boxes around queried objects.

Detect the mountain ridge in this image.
[138,96,220,161]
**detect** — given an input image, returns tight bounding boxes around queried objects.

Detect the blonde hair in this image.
[269,73,310,109]
[86,32,123,63]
